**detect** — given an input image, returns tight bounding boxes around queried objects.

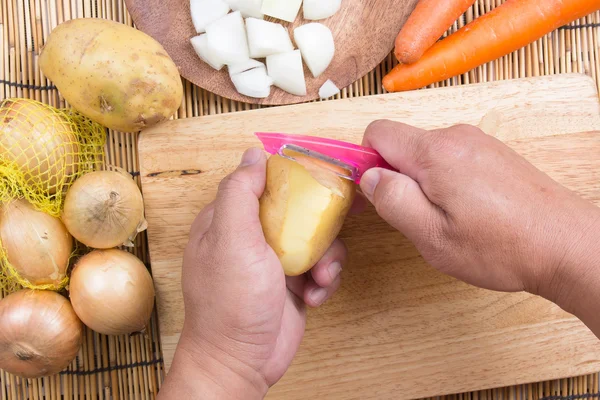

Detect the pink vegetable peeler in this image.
[255,132,397,184]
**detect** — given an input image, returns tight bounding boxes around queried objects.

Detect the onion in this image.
[0,289,83,379]
[228,58,265,76]
[266,50,307,96]
[303,0,342,20]
[69,249,155,336]
[61,170,146,249]
[246,17,294,58]
[190,0,230,33]
[294,23,335,78]
[230,66,274,98]
[0,98,79,194]
[225,0,263,18]
[0,199,72,287]
[191,34,225,71]
[319,79,340,98]
[261,0,302,22]
[206,11,250,65]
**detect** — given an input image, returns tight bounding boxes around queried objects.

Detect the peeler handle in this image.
[255,132,397,183]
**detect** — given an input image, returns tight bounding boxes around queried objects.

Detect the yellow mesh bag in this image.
[0,98,106,292]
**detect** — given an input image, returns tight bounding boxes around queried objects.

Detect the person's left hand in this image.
[159,147,356,399]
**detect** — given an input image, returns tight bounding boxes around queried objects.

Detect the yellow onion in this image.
[0,199,73,287]
[61,170,147,249]
[0,98,79,194]
[69,249,155,336]
[0,289,83,379]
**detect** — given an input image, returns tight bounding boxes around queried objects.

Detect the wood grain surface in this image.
[125,0,418,105]
[138,74,600,399]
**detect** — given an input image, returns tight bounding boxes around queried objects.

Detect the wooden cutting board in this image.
[138,74,600,399]
[125,0,418,105]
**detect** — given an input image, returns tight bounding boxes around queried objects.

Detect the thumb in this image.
[209,147,267,242]
[359,168,444,243]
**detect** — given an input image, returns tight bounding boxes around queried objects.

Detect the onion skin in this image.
[69,249,155,336]
[62,170,146,249]
[0,98,79,194]
[0,290,83,379]
[0,199,73,287]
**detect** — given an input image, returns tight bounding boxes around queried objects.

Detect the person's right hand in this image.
[358,120,600,312]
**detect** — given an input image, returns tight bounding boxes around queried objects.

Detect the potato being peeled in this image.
[259,153,356,276]
[39,18,183,133]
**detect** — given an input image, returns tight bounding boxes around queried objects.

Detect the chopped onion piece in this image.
[231,67,274,98]
[246,18,294,58]
[261,0,302,22]
[303,0,341,20]
[205,11,250,65]
[225,0,264,18]
[190,0,230,33]
[319,79,339,98]
[293,23,335,78]
[267,50,306,96]
[190,34,225,70]
[228,59,265,76]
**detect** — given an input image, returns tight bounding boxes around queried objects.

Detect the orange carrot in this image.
[383,0,600,92]
[395,0,476,64]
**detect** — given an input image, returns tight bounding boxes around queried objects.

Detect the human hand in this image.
[159,148,351,399]
[358,120,600,304]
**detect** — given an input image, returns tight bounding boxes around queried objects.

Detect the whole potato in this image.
[39,18,183,133]
[259,154,356,276]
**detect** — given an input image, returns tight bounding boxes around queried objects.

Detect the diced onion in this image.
[225,0,264,19]
[319,79,340,98]
[267,50,307,96]
[230,67,274,98]
[228,59,265,76]
[206,11,250,65]
[303,0,341,20]
[293,23,335,78]
[190,0,230,33]
[190,34,225,70]
[246,18,293,58]
[261,0,302,23]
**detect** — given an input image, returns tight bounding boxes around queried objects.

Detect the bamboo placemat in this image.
[1,0,600,399]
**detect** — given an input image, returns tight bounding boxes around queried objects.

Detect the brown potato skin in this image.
[39,18,183,133]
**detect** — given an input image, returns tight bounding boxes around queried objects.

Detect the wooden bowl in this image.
[125,0,417,105]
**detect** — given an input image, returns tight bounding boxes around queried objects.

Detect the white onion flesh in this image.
[294,23,335,78]
[69,249,155,336]
[230,67,273,98]
[246,17,293,58]
[0,290,83,379]
[225,0,264,18]
[206,11,250,65]
[267,50,307,96]
[303,0,341,20]
[190,34,225,70]
[190,0,230,33]
[319,79,340,98]
[261,0,302,22]
[228,59,265,76]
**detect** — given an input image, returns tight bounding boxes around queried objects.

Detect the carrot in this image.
[383,0,600,92]
[395,0,476,64]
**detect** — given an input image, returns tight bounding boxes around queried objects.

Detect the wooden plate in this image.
[125,0,418,105]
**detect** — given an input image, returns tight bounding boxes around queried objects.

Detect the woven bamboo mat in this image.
[1,0,600,399]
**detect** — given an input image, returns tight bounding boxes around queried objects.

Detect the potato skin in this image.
[39,18,183,133]
[260,155,356,276]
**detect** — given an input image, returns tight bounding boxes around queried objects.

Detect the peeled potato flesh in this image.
[259,154,356,276]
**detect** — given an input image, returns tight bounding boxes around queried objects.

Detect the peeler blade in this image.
[277,144,358,182]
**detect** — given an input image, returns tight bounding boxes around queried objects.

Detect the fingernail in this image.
[360,169,381,200]
[240,148,262,167]
[309,287,328,306]
[328,261,342,280]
